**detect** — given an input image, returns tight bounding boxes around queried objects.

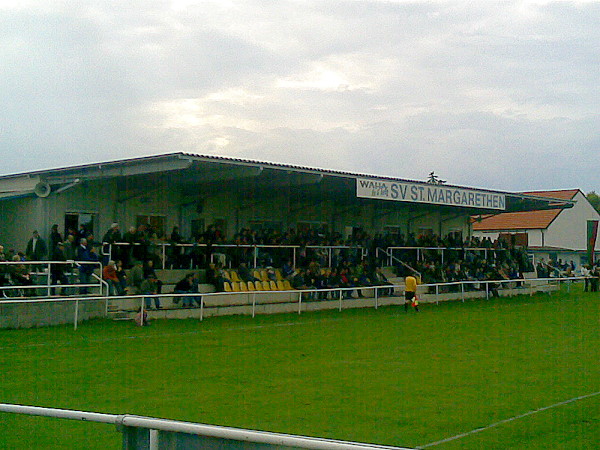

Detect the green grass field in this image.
[1,286,599,449]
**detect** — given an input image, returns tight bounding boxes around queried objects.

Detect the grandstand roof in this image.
[0,152,575,213]
[472,189,579,231]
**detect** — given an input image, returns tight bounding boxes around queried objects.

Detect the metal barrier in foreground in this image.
[0,403,412,450]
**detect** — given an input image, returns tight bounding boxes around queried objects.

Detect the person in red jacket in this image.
[102,260,123,296]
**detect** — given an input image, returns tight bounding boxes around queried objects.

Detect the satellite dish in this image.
[34,181,51,198]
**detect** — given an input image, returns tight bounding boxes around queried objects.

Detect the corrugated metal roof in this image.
[0,151,515,195]
[472,189,579,231]
[0,152,577,213]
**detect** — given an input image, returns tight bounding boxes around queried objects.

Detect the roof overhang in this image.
[502,193,575,213]
[0,152,578,213]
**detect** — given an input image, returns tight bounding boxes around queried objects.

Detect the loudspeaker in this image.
[34,181,51,198]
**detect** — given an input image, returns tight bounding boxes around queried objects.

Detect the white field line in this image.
[418,391,600,448]
[0,317,348,351]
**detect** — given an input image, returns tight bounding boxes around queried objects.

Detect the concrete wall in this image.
[0,299,106,329]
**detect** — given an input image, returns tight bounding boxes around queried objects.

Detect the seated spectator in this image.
[281,260,296,279]
[206,263,218,290]
[103,260,125,296]
[128,260,144,294]
[174,273,201,308]
[9,255,34,296]
[141,275,161,309]
[266,266,277,282]
[115,260,128,294]
[214,263,232,292]
[337,267,355,299]
[238,262,260,283]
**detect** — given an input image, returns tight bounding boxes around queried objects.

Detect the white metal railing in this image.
[104,241,494,270]
[1,276,586,330]
[0,260,105,298]
[376,248,421,278]
[382,246,510,266]
[0,403,410,450]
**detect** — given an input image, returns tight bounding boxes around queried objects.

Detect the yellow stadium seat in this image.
[277,280,286,291]
[261,281,271,291]
[239,281,248,292]
[275,269,284,281]
[232,282,241,292]
[224,282,232,292]
[260,270,269,282]
[229,270,241,282]
[247,281,256,291]
[269,280,278,291]
[253,270,262,281]
[283,280,293,290]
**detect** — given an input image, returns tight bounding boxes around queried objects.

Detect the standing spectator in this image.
[63,235,76,260]
[102,223,122,264]
[49,224,63,255]
[590,264,600,293]
[50,242,69,295]
[122,226,138,267]
[168,226,185,269]
[580,264,591,292]
[77,224,88,244]
[76,238,98,294]
[26,230,47,262]
[102,223,122,244]
[0,245,9,292]
[141,275,161,309]
[143,259,163,294]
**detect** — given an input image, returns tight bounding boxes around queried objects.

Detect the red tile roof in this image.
[472,190,579,231]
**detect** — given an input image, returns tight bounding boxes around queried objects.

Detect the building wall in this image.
[0,197,46,253]
[0,176,474,253]
[472,229,544,246]
[543,191,600,251]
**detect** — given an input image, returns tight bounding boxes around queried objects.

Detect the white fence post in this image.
[73,299,79,331]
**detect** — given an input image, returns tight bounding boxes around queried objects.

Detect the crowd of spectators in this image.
[2,222,600,301]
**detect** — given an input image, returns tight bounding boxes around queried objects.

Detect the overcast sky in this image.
[1,0,598,192]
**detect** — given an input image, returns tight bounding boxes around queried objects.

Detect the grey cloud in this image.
[1,1,599,195]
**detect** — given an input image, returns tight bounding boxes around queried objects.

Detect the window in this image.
[136,215,166,238]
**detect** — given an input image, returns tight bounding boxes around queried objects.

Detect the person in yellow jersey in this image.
[404,274,419,312]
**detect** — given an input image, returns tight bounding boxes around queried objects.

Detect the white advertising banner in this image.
[356,178,506,210]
